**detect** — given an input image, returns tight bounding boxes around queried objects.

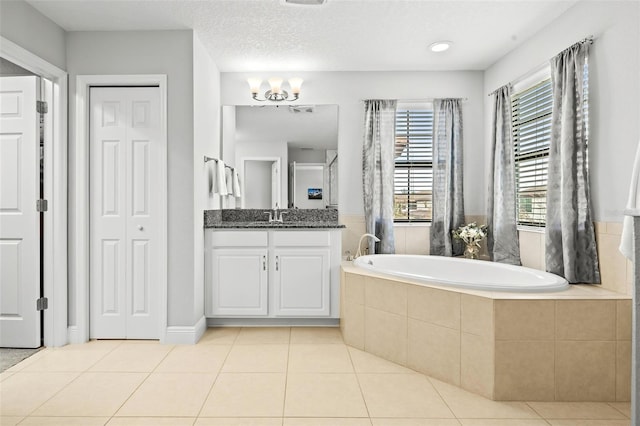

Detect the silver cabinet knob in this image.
[138,225,144,231]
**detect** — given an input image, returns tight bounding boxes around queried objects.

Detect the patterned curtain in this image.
[487,85,521,265]
[545,40,600,283]
[430,99,464,257]
[362,100,397,254]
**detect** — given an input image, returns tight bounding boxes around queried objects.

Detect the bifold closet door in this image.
[0,76,41,348]
[90,87,162,339]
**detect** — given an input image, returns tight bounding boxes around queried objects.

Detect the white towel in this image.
[619,139,640,260]
[225,168,234,196]
[216,160,228,196]
[233,170,242,197]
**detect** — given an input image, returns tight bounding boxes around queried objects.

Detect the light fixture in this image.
[283,0,327,5]
[248,77,304,102]
[429,41,452,52]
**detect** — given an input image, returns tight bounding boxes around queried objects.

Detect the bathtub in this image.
[353,254,569,292]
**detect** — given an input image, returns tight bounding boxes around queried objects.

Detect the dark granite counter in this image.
[204,209,345,229]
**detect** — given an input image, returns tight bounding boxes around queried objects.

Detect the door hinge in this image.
[36,199,48,212]
[36,297,48,311]
[36,100,48,114]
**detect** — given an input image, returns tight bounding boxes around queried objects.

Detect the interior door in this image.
[0,76,41,348]
[90,87,162,339]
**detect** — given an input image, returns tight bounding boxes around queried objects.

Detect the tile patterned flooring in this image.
[0,327,631,426]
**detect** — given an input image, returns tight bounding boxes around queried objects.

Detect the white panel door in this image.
[272,248,330,317]
[0,76,41,348]
[90,87,162,339]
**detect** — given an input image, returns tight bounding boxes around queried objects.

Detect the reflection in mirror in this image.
[222,104,338,210]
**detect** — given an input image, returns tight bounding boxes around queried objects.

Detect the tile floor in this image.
[0,327,631,426]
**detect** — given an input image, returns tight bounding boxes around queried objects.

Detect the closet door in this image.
[90,87,163,339]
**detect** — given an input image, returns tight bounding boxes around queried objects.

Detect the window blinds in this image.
[394,109,433,221]
[512,79,553,227]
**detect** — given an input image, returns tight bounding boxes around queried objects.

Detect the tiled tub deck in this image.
[340,262,632,402]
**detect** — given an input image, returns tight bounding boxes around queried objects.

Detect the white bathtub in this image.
[353,254,569,292]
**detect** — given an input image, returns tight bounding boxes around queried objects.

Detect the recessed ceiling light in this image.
[429,41,453,53]
[283,0,327,5]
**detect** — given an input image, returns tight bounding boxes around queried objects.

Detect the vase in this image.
[464,243,479,259]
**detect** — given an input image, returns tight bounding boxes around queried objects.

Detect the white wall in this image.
[66,30,196,327]
[289,148,327,163]
[0,0,66,71]
[293,165,325,209]
[244,161,273,209]
[221,71,485,216]
[235,140,289,208]
[484,0,640,222]
[193,33,221,323]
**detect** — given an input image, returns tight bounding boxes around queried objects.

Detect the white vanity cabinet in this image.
[207,231,268,317]
[205,228,341,321]
[272,231,331,317]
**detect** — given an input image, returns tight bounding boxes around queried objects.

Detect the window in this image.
[511,61,589,228]
[512,78,553,227]
[394,107,433,222]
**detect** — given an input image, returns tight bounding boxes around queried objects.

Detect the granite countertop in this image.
[208,221,345,229]
[204,209,345,229]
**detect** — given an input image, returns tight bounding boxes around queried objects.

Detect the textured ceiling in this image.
[27,0,579,71]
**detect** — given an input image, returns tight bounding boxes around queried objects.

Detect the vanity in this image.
[204,209,343,326]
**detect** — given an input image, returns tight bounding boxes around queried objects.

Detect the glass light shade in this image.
[247,78,262,94]
[268,77,283,94]
[429,41,452,52]
[288,78,304,95]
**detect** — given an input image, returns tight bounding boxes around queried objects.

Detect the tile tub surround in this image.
[340,263,632,402]
[204,208,343,228]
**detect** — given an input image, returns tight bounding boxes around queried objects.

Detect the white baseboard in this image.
[164,316,207,344]
[67,326,83,344]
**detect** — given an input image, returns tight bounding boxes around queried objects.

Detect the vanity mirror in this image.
[221,104,339,210]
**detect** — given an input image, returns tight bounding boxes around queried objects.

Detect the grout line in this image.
[607,401,632,419]
[281,328,291,422]
[345,336,372,421]
[194,330,239,419]
[425,376,458,420]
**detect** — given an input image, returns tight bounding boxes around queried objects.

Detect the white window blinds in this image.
[394,108,433,221]
[512,79,552,227]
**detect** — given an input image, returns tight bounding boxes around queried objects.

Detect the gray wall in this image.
[66,30,196,327]
[484,0,640,222]
[0,57,36,76]
[0,0,66,71]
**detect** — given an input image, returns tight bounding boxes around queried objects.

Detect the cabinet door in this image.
[208,248,268,316]
[272,248,331,317]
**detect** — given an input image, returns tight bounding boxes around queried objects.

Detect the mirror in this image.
[222,104,339,210]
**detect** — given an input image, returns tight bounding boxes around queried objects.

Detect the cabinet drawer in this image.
[211,231,268,247]
[272,231,330,247]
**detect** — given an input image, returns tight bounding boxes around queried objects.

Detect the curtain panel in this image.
[487,85,521,265]
[430,99,465,257]
[545,41,600,283]
[362,99,397,254]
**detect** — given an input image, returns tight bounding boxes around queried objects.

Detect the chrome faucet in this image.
[355,233,380,258]
[265,204,288,223]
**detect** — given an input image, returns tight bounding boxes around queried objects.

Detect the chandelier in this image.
[248,77,303,102]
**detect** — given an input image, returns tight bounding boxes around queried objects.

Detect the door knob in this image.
[138,225,144,231]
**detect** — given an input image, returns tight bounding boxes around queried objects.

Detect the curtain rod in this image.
[487,35,594,97]
[204,155,234,170]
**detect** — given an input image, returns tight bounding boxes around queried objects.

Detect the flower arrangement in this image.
[452,223,488,259]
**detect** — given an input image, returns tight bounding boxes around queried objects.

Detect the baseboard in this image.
[164,316,207,344]
[206,317,340,327]
[67,326,82,344]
